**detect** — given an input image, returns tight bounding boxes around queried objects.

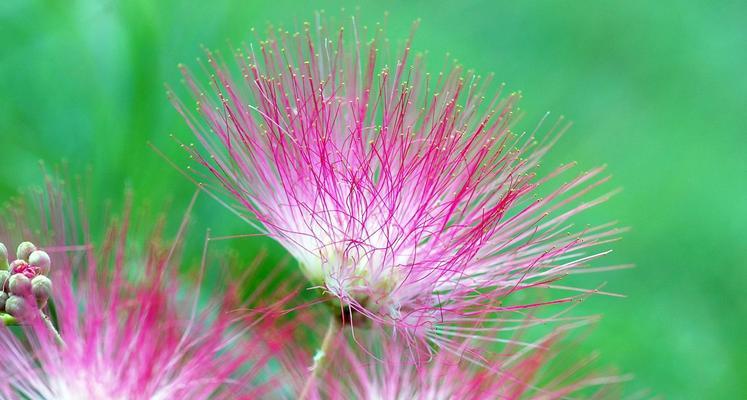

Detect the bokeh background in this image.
[1,1,745,398]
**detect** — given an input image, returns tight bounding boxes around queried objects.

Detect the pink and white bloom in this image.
[172,19,621,348]
[0,189,283,400]
[284,325,620,400]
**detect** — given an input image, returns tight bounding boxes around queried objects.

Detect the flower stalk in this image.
[299,316,339,400]
[39,310,65,347]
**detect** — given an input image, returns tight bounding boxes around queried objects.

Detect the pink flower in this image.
[172,19,621,349]
[286,325,621,400]
[0,189,285,400]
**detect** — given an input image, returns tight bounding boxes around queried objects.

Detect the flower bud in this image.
[0,270,9,291]
[9,260,26,274]
[16,242,37,262]
[0,243,8,270]
[5,295,30,319]
[32,275,52,307]
[8,274,31,296]
[9,260,37,279]
[29,250,51,275]
[0,292,7,312]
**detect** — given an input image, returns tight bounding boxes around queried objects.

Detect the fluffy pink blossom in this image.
[278,323,621,400]
[171,19,621,349]
[0,188,284,400]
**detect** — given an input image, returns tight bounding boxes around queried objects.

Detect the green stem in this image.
[299,316,338,400]
[1,310,65,346]
[39,310,65,347]
[0,313,18,326]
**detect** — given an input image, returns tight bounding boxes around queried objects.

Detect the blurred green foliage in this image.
[1,0,745,398]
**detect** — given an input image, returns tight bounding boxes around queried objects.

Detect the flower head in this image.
[172,18,621,349]
[0,187,285,400]
[283,324,621,400]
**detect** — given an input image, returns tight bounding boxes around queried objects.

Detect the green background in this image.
[1,1,745,398]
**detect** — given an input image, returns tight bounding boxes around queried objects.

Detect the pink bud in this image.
[5,295,30,319]
[0,292,7,312]
[0,270,9,292]
[9,260,38,279]
[32,275,52,307]
[8,274,31,296]
[0,242,7,269]
[29,251,51,275]
[16,242,37,262]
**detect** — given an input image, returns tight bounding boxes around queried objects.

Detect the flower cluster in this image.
[0,242,53,321]
[0,190,288,400]
[172,17,620,356]
[266,315,621,400]
[0,14,628,400]
[313,335,609,400]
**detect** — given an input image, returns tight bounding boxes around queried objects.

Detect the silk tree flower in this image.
[279,322,621,400]
[0,188,287,400]
[322,341,616,400]
[171,18,622,349]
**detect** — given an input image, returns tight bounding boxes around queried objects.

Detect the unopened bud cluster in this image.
[0,241,53,320]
